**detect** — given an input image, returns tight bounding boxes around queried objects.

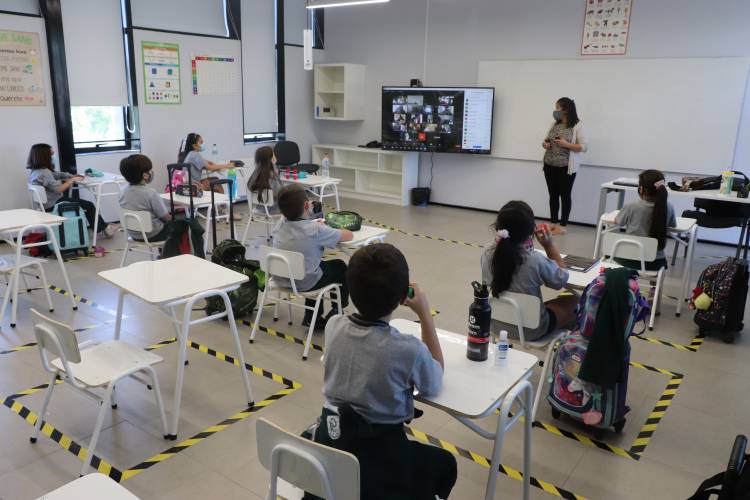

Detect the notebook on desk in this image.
[563,255,599,273]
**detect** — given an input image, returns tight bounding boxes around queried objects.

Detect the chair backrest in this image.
[121,210,154,234]
[252,188,275,209]
[490,292,541,332]
[28,184,47,211]
[274,141,301,168]
[260,246,305,281]
[602,232,658,266]
[256,418,360,500]
[31,308,81,365]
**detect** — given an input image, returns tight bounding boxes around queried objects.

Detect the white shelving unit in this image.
[314,64,365,121]
[312,144,419,206]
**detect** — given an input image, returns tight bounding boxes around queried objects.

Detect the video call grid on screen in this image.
[381,87,494,154]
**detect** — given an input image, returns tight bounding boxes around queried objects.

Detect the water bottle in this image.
[211,143,219,161]
[227,166,237,199]
[495,330,509,366]
[467,281,491,361]
[321,154,331,178]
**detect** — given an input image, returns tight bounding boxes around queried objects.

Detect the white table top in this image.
[37,473,140,500]
[603,177,750,204]
[98,254,248,305]
[390,318,537,419]
[280,175,341,188]
[601,210,697,232]
[159,191,230,208]
[0,209,65,233]
[79,172,126,186]
[345,225,390,247]
[566,260,621,290]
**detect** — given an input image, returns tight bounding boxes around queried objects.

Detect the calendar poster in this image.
[142,41,181,104]
[191,55,239,96]
[581,0,633,56]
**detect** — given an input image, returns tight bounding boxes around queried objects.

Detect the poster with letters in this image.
[191,55,239,96]
[142,41,181,104]
[0,30,45,106]
[581,0,632,56]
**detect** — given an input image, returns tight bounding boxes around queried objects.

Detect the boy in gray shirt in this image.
[308,243,456,500]
[272,184,353,328]
[118,154,171,241]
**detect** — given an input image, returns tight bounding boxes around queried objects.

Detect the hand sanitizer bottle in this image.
[211,143,219,161]
[321,153,331,178]
[495,330,509,366]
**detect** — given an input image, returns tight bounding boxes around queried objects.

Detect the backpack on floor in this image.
[22,232,52,257]
[692,257,749,343]
[689,435,750,500]
[547,270,649,431]
[50,201,90,256]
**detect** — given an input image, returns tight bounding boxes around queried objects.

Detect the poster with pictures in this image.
[0,30,45,106]
[142,41,181,104]
[191,55,239,96]
[581,0,632,56]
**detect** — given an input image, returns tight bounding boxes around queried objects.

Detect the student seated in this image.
[614,169,676,271]
[272,184,353,328]
[119,154,171,242]
[308,243,456,500]
[481,201,577,340]
[247,145,282,214]
[27,143,118,238]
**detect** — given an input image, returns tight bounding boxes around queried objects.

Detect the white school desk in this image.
[390,318,537,500]
[343,225,389,248]
[77,173,128,248]
[594,211,698,315]
[37,473,140,500]
[98,255,254,438]
[280,174,342,210]
[0,209,78,326]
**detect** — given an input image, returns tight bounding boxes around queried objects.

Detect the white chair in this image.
[242,188,282,247]
[250,246,342,360]
[28,184,47,212]
[120,210,166,267]
[256,418,360,500]
[29,309,168,477]
[602,232,665,331]
[491,292,567,421]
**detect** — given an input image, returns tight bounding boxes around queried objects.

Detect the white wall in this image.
[0,13,57,211]
[318,0,750,243]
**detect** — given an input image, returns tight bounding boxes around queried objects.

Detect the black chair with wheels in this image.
[274,141,320,174]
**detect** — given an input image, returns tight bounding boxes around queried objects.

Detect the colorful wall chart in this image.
[0,30,45,106]
[581,0,633,56]
[191,55,239,96]
[142,41,181,104]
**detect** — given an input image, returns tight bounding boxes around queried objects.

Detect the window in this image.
[72,106,131,153]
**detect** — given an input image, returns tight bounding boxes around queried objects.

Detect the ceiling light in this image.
[306,0,390,9]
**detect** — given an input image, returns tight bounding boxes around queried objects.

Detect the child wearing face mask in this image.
[272,184,354,329]
[480,200,578,341]
[119,154,172,242]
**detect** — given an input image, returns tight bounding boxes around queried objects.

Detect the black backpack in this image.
[689,435,750,499]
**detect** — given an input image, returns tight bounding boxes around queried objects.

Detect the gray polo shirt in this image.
[615,199,676,259]
[323,314,443,424]
[481,245,569,340]
[272,218,341,291]
[183,151,207,182]
[29,168,71,208]
[119,184,169,239]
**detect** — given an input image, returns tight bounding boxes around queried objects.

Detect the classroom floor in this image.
[0,198,745,500]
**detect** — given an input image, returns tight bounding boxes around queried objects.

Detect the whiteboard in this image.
[478,58,750,174]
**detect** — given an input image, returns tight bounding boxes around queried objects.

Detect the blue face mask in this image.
[50,155,57,168]
[199,144,205,152]
[553,110,564,121]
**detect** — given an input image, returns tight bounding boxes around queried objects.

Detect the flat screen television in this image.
[381,86,495,154]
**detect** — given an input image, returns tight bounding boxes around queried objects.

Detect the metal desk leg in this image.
[91,184,103,249]
[676,225,698,317]
[617,190,625,209]
[48,226,77,311]
[593,218,605,259]
[168,313,190,439]
[597,187,608,219]
[114,289,125,340]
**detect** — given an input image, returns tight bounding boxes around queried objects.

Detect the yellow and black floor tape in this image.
[530,361,683,461]
[404,426,588,500]
[0,341,38,356]
[47,284,120,317]
[633,333,705,352]
[2,338,301,483]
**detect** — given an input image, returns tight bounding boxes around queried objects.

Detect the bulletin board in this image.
[581,0,633,56]
[0,29,45,106]
[191,55,239,96]
[142,41,181,104]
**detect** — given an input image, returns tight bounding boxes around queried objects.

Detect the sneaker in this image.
[104,223,120,237]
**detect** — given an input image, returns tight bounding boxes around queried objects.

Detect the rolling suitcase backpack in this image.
[162,163,206,259]
[547,269,649,433]
[50,201,90,256]
[692,257,749,344]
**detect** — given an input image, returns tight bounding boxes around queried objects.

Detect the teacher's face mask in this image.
[553,110,564,121]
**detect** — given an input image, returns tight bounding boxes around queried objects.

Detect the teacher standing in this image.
[541,97,588,235]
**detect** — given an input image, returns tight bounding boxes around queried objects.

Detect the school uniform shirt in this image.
[29,168,72,209]
[481,245,569,340]
[323,314,443,425]
[119,184,169,239]
[543,121,588,175]
[272,218,342,291]
[615,199,677,260]
[183,151,208,182]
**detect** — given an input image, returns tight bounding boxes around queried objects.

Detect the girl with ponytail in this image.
[614,169,676,271]
[480,201,578,341]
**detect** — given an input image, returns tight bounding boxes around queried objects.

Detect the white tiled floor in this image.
[0,198,745,499]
